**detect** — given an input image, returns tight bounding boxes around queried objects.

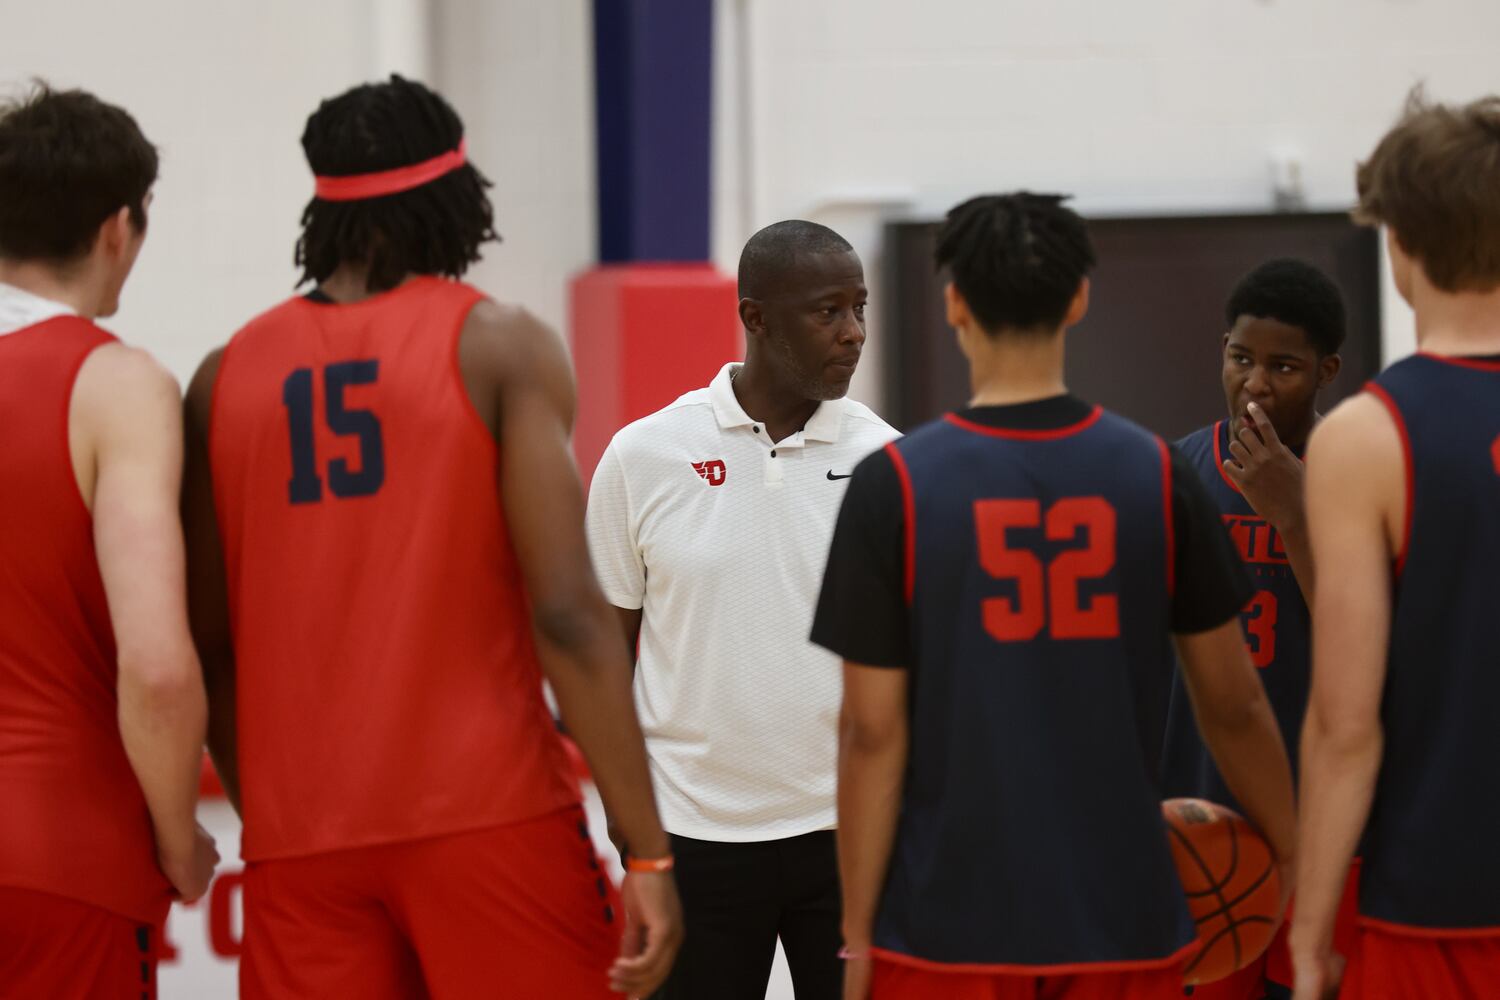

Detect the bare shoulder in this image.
[68,345,182,500]
[460,298,569,376]
[75,342,181,426]
[1306,392,1406,555]
[1307,392,1403,471]
[457,298,575,434]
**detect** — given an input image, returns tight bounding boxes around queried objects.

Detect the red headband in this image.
[313,140,468,202]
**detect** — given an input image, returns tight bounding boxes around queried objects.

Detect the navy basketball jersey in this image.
[1160,421,1310,807]
[1360,353,1500,932]
[875,406,1196,969]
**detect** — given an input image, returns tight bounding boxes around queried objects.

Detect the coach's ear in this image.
[739,297,765,340]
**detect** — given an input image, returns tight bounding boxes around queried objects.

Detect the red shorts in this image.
[1340,924,1500,1000]
[1185,922,1291,1000]
[1190,860,1363,1000]
[241,805,621,999]
[0,886,161,999]
[872,955,1185,1000]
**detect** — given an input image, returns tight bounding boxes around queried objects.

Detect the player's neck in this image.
[317,263,414,305]
[730,361,820,444]
[965,326,1069,407]
[1411,279,1500,356]
[0,258,105,318]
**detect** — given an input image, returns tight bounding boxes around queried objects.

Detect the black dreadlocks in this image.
[296,75,498,293]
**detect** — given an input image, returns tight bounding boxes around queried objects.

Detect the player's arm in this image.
[838,662,908,957]
[1272,513,1315,606]
[597,601,644,865]
[1170,443,1297,877]
[1175,623,1297,879]
[76,344,218,902]
[603,603,642,856]
[1223,401,1316,602]
[459,301,680,996]
[613,606,642,665]
[182,348,241,814]
[1289,396,1399,1000]
[583,441,647,671]
[584,446,648,857]
[809,448,909,999]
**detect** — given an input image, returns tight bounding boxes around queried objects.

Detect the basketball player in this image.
[1161,258,1353,1000]
[182,77,680,998]
[0,85,217,997]
[813,192,1298,1000]
[1291,92,1500,1000]
[585,220,898,999]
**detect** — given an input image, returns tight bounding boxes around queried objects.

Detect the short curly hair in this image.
[1225,258,1346,357]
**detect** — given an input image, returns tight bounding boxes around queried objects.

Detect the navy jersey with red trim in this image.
[1160,421,1310,809]
[1360,353,1500,932]
[873,407,1195,968]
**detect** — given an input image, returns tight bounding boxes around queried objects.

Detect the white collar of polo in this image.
[0,281,75,337]
[707,362,849,445]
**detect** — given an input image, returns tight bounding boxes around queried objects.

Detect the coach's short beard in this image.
[770,334,848,402]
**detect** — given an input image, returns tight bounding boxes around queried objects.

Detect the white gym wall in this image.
[5,2,1499,996]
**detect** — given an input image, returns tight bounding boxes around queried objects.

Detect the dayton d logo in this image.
[691,460,727,487]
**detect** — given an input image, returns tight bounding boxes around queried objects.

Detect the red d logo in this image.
[691,460,727,486]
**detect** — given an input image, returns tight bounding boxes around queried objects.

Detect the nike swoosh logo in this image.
[826,471,853,481]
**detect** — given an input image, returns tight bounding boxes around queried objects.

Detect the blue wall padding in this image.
[593,0,714,262]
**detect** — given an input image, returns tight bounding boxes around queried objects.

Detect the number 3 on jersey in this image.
[282,361,385,504]
[1240,590,1277,668]
[974,497,1120,642]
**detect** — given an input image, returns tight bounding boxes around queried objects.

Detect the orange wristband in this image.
[625,854,675,874]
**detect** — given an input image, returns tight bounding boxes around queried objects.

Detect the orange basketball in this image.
[1162,798,1283,985]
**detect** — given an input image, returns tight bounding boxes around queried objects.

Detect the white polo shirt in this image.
[0,282,74,336]
[586,362,899,842]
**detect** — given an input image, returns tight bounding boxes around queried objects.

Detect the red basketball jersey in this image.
[211,277,579,861]
[0,316,172,923]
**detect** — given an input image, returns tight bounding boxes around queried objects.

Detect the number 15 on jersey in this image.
[281,360,386,504]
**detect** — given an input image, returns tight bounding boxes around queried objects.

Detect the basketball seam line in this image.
[1187,854,1276,926]
[1168,820,1242,974]
[1190,916,1275,979]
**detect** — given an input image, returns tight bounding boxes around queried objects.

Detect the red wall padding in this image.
[570,264,741,485]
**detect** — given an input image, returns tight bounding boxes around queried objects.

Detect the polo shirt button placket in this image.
[764,445,783,487]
